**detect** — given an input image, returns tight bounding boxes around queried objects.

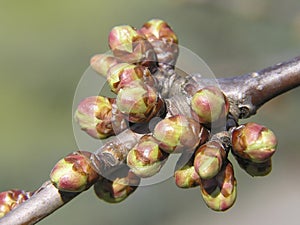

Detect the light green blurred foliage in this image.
[0,0,299,224]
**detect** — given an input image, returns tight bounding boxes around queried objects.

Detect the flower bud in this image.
[90,54,119,76]
[50,151,99,192]
[108,25,157,72]
[153,115,209,153]
[74,96,127,139]
[94,170,140,203]
[231,122,277,163]
[127,135,168,178]
[107,63,154,94]
[174,155,200,188]
[0,190,32,218]
[200,161,237,211]
[191,86,229,125]
[139,19,179,67]
[116,82,161,123]
[194,141,227,180]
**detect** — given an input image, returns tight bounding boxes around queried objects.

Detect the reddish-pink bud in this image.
[75,96,127,139]
[108,25,157,71]
[50,151,99,192]
[127,135,168,178]
[139,19,179,66]
[174,157,200,188]
[153,115,209,153]
[200,161,237,211]
[107,63,154,94]
[90,54,119,76]
[0,190,32,218]
[116,82,161,123]
[194,141,227,179]
[191,86,229,125]
[231,122,277,163]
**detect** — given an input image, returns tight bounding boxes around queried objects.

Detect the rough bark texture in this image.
[0,56,299,225]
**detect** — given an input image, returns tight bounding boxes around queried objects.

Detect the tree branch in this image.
[218,56,300,119]
[0,56,299,225]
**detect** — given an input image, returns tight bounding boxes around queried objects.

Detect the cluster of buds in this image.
[0,190,32,218]
[52,18,279,214]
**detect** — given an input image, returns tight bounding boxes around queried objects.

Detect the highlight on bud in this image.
[153,115,208,153]
[194,141,227,180]
[231,122,277,163]
[74,96,127,139]
[50,151,99,192]
[200,161,237,211]
[90,54,119,76]
[191,86,229,125]
[0,190,32,218]
[127,135,168,178]
[94,170,140,203]
[107,63,153,94]
[116,82,162,123]
[139,18,179,66]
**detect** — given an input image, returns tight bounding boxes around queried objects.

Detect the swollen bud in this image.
[174,155,200,188]
[94,170,140,203]
[50,151,99,192]
[0,190,32,218]
[74,96,127,139]
[127,135,168,178]
[200,161,237,211]
[231,122,277,163]
[90,54,119,76]
[194,141,227,180]
[108,25,157,71]
[153,115,208,153]
[107,63,153,94]
[191,86,229,125]
[139,19,179,67]
[116,82,162,123]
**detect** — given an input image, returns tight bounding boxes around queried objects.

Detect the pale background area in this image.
[0,0,300,224]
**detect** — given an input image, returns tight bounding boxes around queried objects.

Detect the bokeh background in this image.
[1,0,300,224]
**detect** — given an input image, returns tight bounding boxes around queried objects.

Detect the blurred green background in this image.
[1,0,300,224]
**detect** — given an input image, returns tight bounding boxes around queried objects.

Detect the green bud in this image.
[174,156,200,188]
[231,122,277,163]
[127,135,168,178]
[194,141,227,180]
[50,151,99,192]
[0,190,32,218]
[116,82,160,123]
[191,86,230,124]
[74,96,127,139]
[108,25,157,71]
[94,170,140,203]
[200,161,237,211]
[153,115,209,153]
[107,63,153,94]
[90,54,119,76]
[139,19,179,66]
